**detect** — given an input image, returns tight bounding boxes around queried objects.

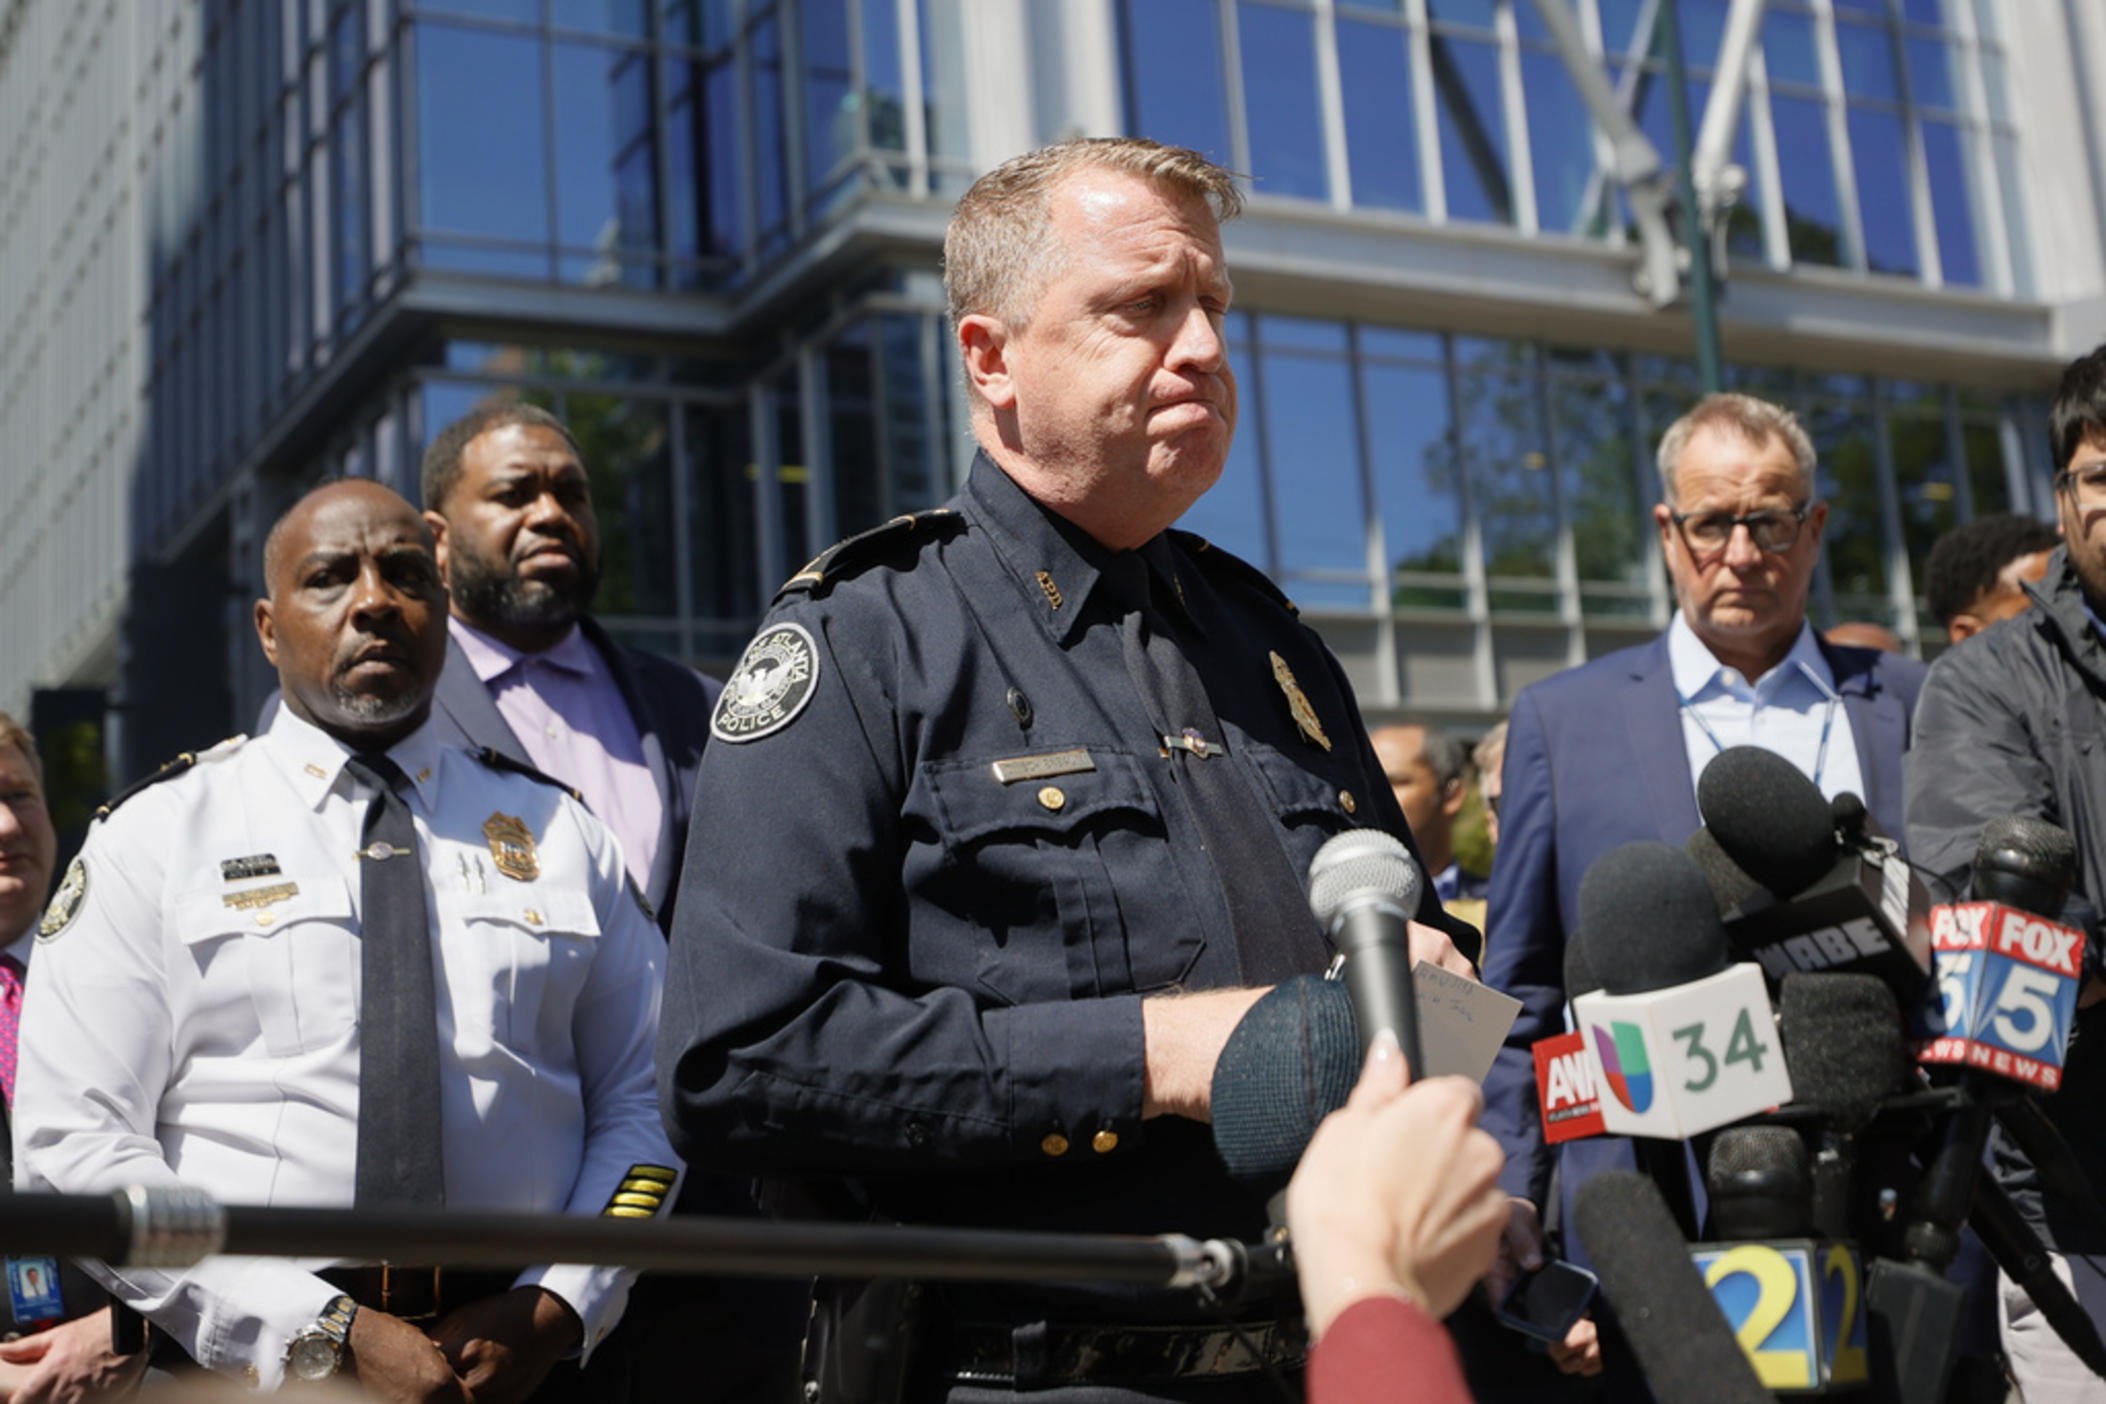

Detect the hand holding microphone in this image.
[1283,1035,1508,1334]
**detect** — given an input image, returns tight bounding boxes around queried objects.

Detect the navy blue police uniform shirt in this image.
[657,452,1468,1303]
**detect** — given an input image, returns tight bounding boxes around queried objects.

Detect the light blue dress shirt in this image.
[1667,612,1865,808]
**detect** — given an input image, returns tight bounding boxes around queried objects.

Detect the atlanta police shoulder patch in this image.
[713,623,820,743]
[38,858,86,941]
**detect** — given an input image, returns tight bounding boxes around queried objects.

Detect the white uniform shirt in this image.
[12,706,679,1388]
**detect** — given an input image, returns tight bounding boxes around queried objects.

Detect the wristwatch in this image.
[285,1294,358,1382]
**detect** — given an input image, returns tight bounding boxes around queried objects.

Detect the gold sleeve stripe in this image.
[619,1178,672,1196]
[604,1206,657,1219]
[600,1163,678,1218]
[609,1192,665,1210]
[627,1165,679,1181]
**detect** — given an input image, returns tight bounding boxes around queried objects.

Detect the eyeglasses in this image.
[1668,500,1815,558]
[2056,465,2106,509]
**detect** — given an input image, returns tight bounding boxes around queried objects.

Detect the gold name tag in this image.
[222,882,299,911]
[990,749,1096,785]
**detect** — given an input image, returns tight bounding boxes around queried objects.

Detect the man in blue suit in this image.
[420,404,802,1404]
[418,403,718,933]
[1478,393,1926,1384]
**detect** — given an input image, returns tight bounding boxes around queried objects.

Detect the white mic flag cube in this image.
[1575,964,1794,1140]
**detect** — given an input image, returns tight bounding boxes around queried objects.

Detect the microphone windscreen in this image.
[1973,815,2078,915]
[1696,746,1839,897]
[1210,976,1358,1188]
[1564,929,1601,999]
[1572,1171,1772,1404]
[1706,1125,1812,1239]
[1778,973,1915,1128]
[1308,829,1423,928]
[1685,826,1766,917]
[1576,842,1732,995]
[1831,791,1870,840]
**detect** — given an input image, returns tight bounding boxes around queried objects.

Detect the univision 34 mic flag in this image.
[1914,900,2086,1091]
[1575,964,1794,1139]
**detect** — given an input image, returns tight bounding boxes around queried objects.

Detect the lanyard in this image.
[1678,658,1842,794]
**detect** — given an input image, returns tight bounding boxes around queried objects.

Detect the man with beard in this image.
[419,405,798,1404]
[14,479,677,1397]
[419,403,720,933]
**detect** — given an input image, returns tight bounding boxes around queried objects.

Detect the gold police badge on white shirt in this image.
[483,813,540,882]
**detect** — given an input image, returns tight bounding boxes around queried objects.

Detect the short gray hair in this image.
[1656,392,1817,505]
[943,137,1243,334]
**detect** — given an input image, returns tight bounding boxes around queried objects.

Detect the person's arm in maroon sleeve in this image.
[1307,1296,1473,1404]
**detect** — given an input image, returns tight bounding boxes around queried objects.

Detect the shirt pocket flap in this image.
[174,871,355,940]
[924,749,1160,847]
[456,884,601,939]
[1243,743,1357,826]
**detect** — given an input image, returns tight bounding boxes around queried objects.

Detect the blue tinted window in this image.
[1432,33,1512,225]
[1903,0,1952,26]
[1888,405,1960,596]
[1763,10,1821,88]
[1921,118,1980,287]
[1597,0,1648,55]
[1239,3,1327,200]
[1848,106,1916,276]
[553,0,653,36]
[1178,323,1269,563]
[665,54,745,272]
[1426,0,1494,29]
[1676,0,1730,69]
[1361,326,1443,361]
[1549,372,1643,587]
[1771,94,1843,267]
[1994,129,2029,294]
[561,392,679,617]
[802,0,855,191]
[1261,339,1369,604]
[1261,315,1348,353]
[1834,19,1899,101]
[864,0,907,151]
[1338,17,1419,212]
[1363,361,1462,577]
[1452,341,1552,582]
[415,25,551,244]
[753,13,790,249]
[421,0,538,21]
[1905,35,1956,110]
[1119,0,1232,165]
[1523,47,1597,236]
[552,42,661,280]
[333,95,368,315]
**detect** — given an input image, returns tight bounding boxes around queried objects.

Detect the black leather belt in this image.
[318,1265,524,1323]
[939,1317,1308,1388]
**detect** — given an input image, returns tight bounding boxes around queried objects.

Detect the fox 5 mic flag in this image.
[1915,902,2086,1092]
[1576,964,1794,1139]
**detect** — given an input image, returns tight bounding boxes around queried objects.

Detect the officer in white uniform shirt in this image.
[13,479,678,1399]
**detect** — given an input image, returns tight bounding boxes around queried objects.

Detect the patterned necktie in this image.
[1107,554,1333,985]
[0,953,22,1107]
[342,753,445,1207]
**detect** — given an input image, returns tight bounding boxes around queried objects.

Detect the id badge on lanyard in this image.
[6,1257,64,1326]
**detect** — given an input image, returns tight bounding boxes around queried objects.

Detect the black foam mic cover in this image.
[1572,1171,1771,1404]
[1778,972,1916,1129]
[1576,841,1733,995]
[1564,927,1601,999]
[1697,745,1840,897]
[1210,976,1358,1190]
[1685,825,1767,917]
[1706,1125,1813,1239]
[1973,814,2079,918]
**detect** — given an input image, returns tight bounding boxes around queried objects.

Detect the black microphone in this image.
[1776,973,1919,1243]
[1705,1125,1812,1240]
[1576,841,1732,995]
[1696,747,1932,1001]
[1209,976,1358,1193]
[1572,1171,1771,1404]
[1972,813,2077,915]
[1308,829,1425,1073]
[1564,926,1601,1000]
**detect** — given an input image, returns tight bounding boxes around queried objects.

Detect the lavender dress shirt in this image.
[450,617,664,894]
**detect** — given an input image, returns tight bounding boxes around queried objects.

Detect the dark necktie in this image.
[343,753,445,1208]
[1107,553,1332,985]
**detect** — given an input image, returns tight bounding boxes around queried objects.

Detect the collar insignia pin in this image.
[1271,651,1332,752]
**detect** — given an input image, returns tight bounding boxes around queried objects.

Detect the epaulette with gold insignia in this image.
[471,747,585,803]
[93,736,246,820]
[1168,529,1299,617]
[775,509,966,602]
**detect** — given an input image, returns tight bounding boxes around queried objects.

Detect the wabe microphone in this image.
[1569,843,1793,1139]
[1691,746,1931,1002]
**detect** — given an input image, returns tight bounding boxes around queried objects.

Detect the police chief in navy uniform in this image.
[657,137,1476,1404]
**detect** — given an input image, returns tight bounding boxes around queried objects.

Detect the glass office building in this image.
[3,0,2103,777]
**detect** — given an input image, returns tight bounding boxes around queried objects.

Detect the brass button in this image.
[1040,1133,1070,1157]
[524,909,544,926]
[1037,786,1066,812]
[1092,1129,1119,1155]
[254,911,275,928]
[1339,790,1357,815]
